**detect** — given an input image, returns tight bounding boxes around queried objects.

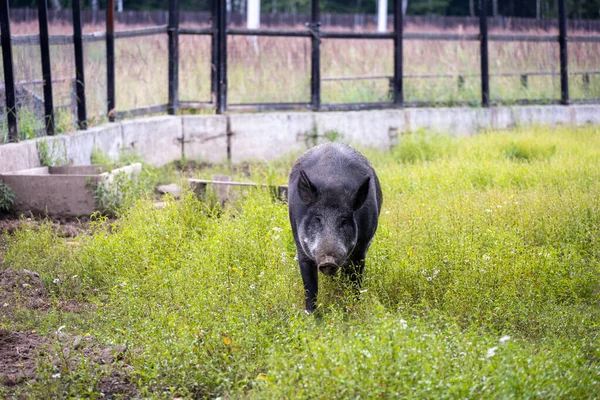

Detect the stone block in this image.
[121,116,182,166]
[182,115,228,163]
[228,113,313,163]
[0,140,40,173]
[314,110,402,149]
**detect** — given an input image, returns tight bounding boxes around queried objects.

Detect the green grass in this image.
[1,125,600,398]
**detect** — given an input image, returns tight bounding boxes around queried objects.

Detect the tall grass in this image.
[2,125,599,398]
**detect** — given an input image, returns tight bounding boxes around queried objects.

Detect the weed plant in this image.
[1,125,599,398]
[0,180,15,213]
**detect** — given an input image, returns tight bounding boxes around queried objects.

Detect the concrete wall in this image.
[1,105,600,173]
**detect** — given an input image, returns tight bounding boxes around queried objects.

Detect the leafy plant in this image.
[0,180,15,213]
[504,139,557,162]
[37,138,68,167]
[393,130,457,163]
[90,147,112,166]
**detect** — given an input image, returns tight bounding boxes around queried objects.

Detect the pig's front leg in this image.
[344,258,365,291]
[299,256,318,313]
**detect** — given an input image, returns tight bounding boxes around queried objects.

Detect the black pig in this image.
[288,143,383,312]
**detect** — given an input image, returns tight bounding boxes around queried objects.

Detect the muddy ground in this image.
[0,219,137,398]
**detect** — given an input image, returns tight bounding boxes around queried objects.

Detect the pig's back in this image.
[290,143,382,212]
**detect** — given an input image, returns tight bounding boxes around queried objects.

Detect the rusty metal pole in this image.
[558,0,569,105]
[479,0,490,107]
[310,0,320,111]
[393,0,403,105]
[1,0,19,141]
[106,0,116,121]
[72,0,88,129]
[38,0,55,135]
[167,0,179,115]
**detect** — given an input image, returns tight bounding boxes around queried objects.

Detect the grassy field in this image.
[2,21,600,141]
[1,125,599,398]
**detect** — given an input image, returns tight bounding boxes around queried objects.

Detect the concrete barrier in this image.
[0,164,142,216]
[1,104,599,174]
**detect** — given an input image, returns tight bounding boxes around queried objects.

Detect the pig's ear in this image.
[353,176,370,211]
[298,170,318,205]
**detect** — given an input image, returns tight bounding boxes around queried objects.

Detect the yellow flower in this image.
[223,337,231,345]
[257,373,268,381]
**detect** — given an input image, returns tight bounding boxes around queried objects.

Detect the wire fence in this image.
[1,0,600,144]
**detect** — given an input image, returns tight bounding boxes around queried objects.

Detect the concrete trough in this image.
[0,163,142,217]
[189,178,288,205]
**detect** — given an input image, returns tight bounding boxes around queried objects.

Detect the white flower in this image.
[52,373,61,379]
[272,227,283,233]
[53,278,60,284]
[486,346,498,358]
[22,283,30,288]
[399,319,408,329]
[250,284,256,290]
[484,209,492,213]
[385,210,390,215]
[56,325,66,333]
[499,335,511,344]
[71,275,78,279]
[360,349,372,358]
[2,303,8,307]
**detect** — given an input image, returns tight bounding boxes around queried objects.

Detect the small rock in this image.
[22,269,40,278]
[100,345,127,363]
[156,183,181,198]
[73,336,84,350]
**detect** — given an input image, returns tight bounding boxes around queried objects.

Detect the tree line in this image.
[9,0,600,19]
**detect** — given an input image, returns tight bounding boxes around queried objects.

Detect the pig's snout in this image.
[317,256,339,276]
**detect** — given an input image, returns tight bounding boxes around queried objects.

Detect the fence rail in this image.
[7,8,600,33]
[2,0,600,143]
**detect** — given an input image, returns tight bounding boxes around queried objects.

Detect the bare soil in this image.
[0,329,137,397]
[0,330,48,386]
[0,267,136,397]
[0,216,91,238]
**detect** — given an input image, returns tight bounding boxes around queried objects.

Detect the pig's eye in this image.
[314,217,322,226]
[340,218,348,227]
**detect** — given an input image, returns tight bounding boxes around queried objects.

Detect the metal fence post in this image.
[393,0,403,105]
[479,0,490,107]
[1,0,19,142]
[72,0,87,129]
[310,0,321,111]
[106,0,116,121]
[210,0,218,106]
[216,0,227,114]
[38,0,55,135]
[167,0,179,115]
[558,0,569,105]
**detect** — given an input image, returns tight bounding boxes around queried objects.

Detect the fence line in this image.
[8,8,600,33]
[2,0,600,143]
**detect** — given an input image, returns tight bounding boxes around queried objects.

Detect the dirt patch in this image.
[0,269,48,311]
[0,330,48,386]
[0,217,90,238]
[0,269,94,315]
[0,330,137,397]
